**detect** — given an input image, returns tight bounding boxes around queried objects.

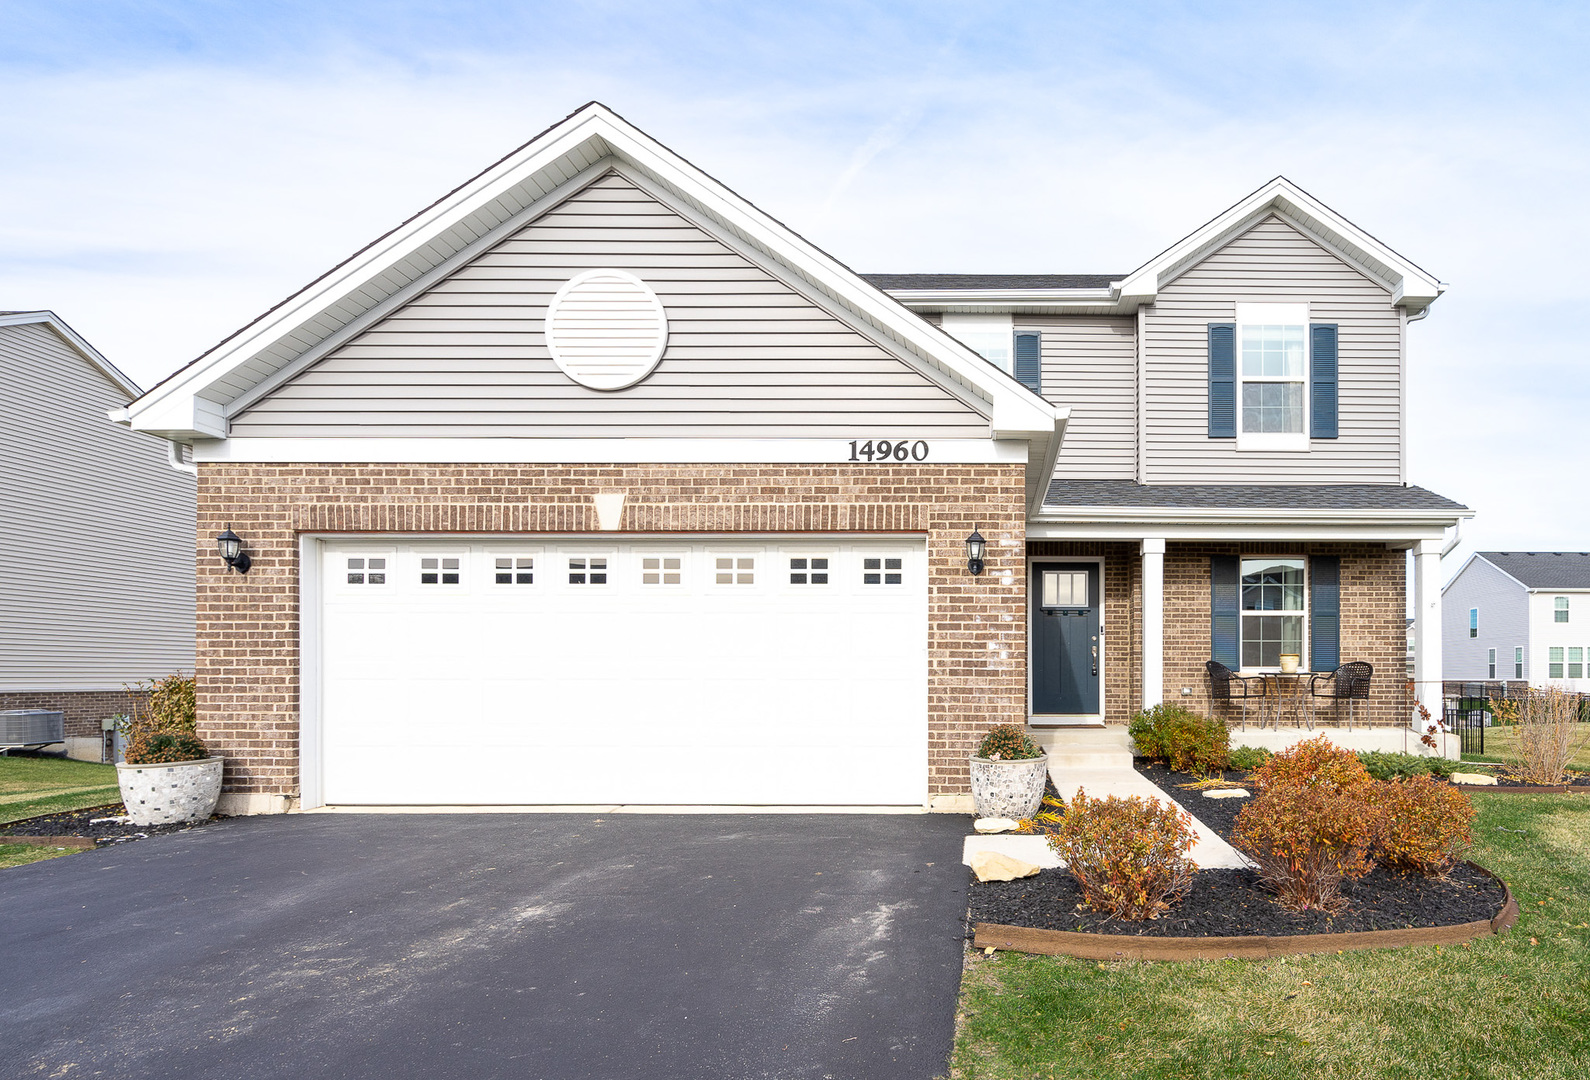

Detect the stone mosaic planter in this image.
[116,758,224,826]
[969,753,1048,820]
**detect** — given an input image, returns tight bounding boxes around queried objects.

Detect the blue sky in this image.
[2,1,1587,570]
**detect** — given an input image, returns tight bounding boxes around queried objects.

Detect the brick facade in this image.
[0,689,147,742]
[198,462,1029,805]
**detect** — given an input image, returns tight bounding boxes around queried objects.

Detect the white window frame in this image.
[1549,646,1565,680]
[1570,647,1585,681]
[1238,554,1309,672]
[1235,303,1310,452]
[941,313,1014,374]
[1469,608,1478,638]
[1555,596,1570,623]
[1515,646,1525,679]
[1488,648,1497,679]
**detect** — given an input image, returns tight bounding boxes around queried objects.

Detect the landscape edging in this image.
[974,861,1518,961]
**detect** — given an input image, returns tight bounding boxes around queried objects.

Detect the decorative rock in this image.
[974,817,1020,834]
[969,851,1042,883]
[1452,772,1498,786]
[115,758,225,826]
[1203,788,1251,799]
[969,754,1049,820]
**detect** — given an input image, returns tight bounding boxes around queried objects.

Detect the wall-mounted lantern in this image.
[216,526,252,574]
[965,528,986,576]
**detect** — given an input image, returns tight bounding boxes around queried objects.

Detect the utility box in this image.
[102,717,128,763]
[0,709,66,750]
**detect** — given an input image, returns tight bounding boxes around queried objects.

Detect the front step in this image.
[1029,726,1134,768]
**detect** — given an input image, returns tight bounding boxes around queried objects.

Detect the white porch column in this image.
[1412,539,1444,721]
[1142,538,1167,711]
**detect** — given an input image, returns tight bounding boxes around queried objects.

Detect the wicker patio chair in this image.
[1206,660,1262,729]
[1308,661,1373,728]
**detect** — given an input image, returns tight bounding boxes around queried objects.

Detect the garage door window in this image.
[863,557,903,585]
[420,557,460,585]
[345,557,386,585]
[569,556,608,585]
[715,557,754,585]
[494,557,534,585]
[642,556,683,585]
[789,557,830,585]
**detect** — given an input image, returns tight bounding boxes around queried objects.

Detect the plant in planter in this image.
[116,674,224,826]
[969,724,1047,819]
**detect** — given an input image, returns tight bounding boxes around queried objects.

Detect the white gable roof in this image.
[1115,177,1445,314]
[0,311,142,399]
[119,103,1062,461]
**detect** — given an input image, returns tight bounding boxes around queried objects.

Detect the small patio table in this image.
[1257,672,1316,729]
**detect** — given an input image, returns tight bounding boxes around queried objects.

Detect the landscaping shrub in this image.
[1250,734,1372,793]
[1357,750,1459,781]
[1128,704,1230,776]
[976,724,1042,761]
[1370,776,1476,876]
[1228,745,1272,772]
[123,673,207,766]
[1233,783,1378,912]
[1506,687,1590,785]
[1046,789,1197,920]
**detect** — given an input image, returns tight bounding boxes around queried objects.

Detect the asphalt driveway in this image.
[1,812,971,1080]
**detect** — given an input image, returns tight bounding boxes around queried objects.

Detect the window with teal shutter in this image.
[1310,323,1339,438]
[1309,555,1340,671]
[1014,331,1041,393]
[1210,555,1240,666]
[1207,323,1236,437]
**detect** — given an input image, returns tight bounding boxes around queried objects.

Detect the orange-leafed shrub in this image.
[1371,777,1476,876]
[1233,784,1378,913]
[1047,789,1198,920]
[1251,735,1372,794]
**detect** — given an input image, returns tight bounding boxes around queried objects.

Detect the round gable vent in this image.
[544,269,669,391]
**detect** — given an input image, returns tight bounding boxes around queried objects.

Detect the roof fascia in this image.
[1113,178,1444,315]
[0,311,142,399]
[1028,520,1453,542]
[1033,504,1473,527]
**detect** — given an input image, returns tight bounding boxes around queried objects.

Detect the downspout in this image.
[1440,517,1462,558]
[167,441,197,476]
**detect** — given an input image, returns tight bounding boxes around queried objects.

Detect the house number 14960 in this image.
[848,439,929,462]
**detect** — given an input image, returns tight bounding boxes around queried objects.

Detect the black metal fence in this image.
[1441,682,1590,757]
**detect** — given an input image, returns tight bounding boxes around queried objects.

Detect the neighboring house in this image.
[1442,552,1590,688]
[116,103,1468,814]
[1,311,196,757]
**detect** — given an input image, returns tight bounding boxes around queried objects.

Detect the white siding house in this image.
[1442,552,1590,689]
[0,312,196,753]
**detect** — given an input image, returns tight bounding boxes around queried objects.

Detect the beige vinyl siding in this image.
[232,173,988,439]
[1018,314,1136,480]
[1144,215,1402,482]
[0,322,195,691]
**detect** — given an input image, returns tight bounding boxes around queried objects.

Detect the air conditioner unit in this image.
[0,709,65,750]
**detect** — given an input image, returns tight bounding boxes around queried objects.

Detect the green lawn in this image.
[953,793,1590,1079]
[1464,726,1590,774]
[0,754,121,825]
[0,843,82,869]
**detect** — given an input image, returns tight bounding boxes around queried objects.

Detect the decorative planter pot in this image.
[969,754,1048,819]
[1279,653,1301,674]
[116,758,224,826]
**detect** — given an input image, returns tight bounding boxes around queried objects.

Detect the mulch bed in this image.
[0,804,226,847]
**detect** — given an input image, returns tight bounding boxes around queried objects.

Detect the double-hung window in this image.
[1488,648,1497,679]
[1515,646,1525,679]
[1550,647,1565,679]
[1236,304,1309,451]
[1469,608,1479,638]
[1556,596,1571,623]
[1240,557,1306,668]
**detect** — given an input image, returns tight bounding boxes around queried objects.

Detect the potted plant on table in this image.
[115,674,224,826]
[968,724,1048,819]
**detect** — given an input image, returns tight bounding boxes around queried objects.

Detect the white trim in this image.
[194,437,1030,464]
[1029,520,1455,542]
[1026,554,1106,723]
[1237,553,1309,674]
[1,310,143,399]
[1234,303,1310,452]
[1141,539,1166,708]
[299,533,324,810]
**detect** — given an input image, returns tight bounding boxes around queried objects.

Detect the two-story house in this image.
[1442,552,1590,689]
[115,103,1468,814]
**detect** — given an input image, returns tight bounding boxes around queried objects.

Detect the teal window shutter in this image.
[1310,323,1338,438]
[1310,555,1340,671]
[1211,555,1240,667]
[1208,323,1236,437]
[1014,331,1041,393]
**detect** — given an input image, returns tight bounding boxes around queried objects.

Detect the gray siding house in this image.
[0,312,196,756]
[115,104,1468,813]
[1443,552,1590,688]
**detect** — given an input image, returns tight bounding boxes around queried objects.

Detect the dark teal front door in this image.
[1031,561,1101,716]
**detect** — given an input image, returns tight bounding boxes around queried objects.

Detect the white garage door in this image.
[317,538,927,805]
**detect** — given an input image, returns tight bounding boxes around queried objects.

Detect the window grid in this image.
[1571,647,1584,680]
[642,556,683,586]
[1239,321,1306,435]
[1516,647,1525,679]
[1549,647,1565,679]
[420,557,460,585]
[1239,557,1305,670]
[715,557,754,585]
[1556,597,1570,623]
[789,557,830,585]
[494,557,534,585]
[346,557,387,585]
[863,557,903,586]
[569,556,608,585]
[1488,648,1497,679]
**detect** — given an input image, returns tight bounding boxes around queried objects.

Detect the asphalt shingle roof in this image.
[1478,552,1590,589]
[862,274,1121,291]
[1042,480,1469,513]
